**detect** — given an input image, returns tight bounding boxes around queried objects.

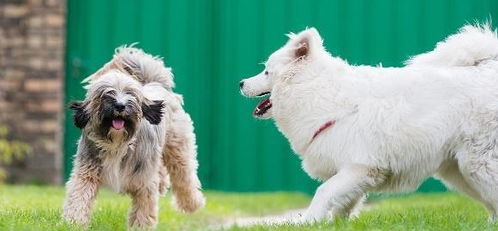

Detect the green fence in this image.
[64,0,498,193]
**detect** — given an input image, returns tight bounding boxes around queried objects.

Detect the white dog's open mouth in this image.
[253,93,272,117]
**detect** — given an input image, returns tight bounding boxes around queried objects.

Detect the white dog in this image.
[240,24,498,224]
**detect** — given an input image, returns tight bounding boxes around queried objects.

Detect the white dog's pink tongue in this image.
[112,119,125,130]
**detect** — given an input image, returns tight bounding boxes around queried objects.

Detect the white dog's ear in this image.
[288,27,323,59]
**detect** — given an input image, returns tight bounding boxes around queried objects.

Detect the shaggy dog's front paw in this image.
[174,189,205,213]
[62,211,90,226]
[128,213,158,229]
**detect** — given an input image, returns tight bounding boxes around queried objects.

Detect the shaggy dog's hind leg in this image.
[164,108,205,213]
[158,164,170,195]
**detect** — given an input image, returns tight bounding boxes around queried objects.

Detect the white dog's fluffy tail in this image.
[83,45,174,89]
[406,23,498,67]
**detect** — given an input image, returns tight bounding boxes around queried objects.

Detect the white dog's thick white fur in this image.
[241,24,498,224]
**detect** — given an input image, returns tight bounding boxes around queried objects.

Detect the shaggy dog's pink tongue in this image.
[112,119,125,130]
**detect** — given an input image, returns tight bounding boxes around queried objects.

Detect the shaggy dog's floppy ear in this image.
[142,100,164,125]
[69,101,90,129]
[288,27,324,59]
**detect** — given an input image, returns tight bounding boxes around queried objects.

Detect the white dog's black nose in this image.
[239,81,244,89]
[115,103,126,112]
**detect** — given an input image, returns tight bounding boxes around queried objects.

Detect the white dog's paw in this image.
[292,211,330,225]
[488,214,497,223]
[259,212,325,226]
[289,217,318,225]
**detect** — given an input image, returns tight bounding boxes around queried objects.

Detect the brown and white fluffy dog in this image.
[62,47,205,228]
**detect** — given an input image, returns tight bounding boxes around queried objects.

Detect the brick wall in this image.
[0,0,65,184]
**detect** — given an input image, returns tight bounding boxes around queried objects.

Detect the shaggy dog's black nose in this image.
[239,81,244,88]
[115,103,126,112]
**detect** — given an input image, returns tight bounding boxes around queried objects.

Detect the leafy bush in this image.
[0,125,31,183]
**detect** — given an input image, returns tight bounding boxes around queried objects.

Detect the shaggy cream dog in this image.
[62,47,205,228]
[240,24,498,224]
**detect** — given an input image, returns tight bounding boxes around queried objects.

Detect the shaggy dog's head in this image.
[239,28,330,119]
[70,71,163,144]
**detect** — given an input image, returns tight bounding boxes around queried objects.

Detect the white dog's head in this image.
[239,28,327,119]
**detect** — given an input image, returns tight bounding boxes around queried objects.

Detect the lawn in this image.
[0,185,496,231]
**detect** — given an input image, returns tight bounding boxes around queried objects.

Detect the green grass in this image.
[0,185,496,231]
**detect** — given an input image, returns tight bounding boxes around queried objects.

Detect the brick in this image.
[3,5,28,17]
[27,36,43,47]
[46,59,62,70]
[3,69,24,78]
[27,16,44,27]
[46,14,63,27]
[40,120,59,133]
[28,58,44,69]
[45,37,62,47]
[28,0,44,7]
[1,79,23,89]
[24,79,61,92]
[42,139,59,153]
[41,101,61,113]
[26,100,60,113]
[7,37,25,47]
[22,119,59,133]
[46,0,63,7]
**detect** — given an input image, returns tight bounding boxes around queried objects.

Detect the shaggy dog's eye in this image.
[102,90,116,98]
[264,71,269,75]
[103,92,114,99]
[124,91,134,96]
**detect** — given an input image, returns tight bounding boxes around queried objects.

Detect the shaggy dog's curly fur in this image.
[62,47,205,228]
[240,24,498,224]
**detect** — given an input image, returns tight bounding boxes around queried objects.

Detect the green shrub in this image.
[0,125,31,183]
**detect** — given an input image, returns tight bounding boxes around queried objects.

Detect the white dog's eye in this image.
[264,71,269,75]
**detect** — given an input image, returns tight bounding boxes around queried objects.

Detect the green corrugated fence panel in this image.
[65,0,498,193]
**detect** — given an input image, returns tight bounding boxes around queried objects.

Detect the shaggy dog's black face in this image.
[95,90,141,141]
[70,73,164,143]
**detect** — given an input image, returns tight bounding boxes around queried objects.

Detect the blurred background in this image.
[1,0,498,194]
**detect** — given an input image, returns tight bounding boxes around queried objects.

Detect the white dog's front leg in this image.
[299,165,387,224]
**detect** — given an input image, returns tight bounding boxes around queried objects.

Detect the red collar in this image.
[311,120,336,141]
